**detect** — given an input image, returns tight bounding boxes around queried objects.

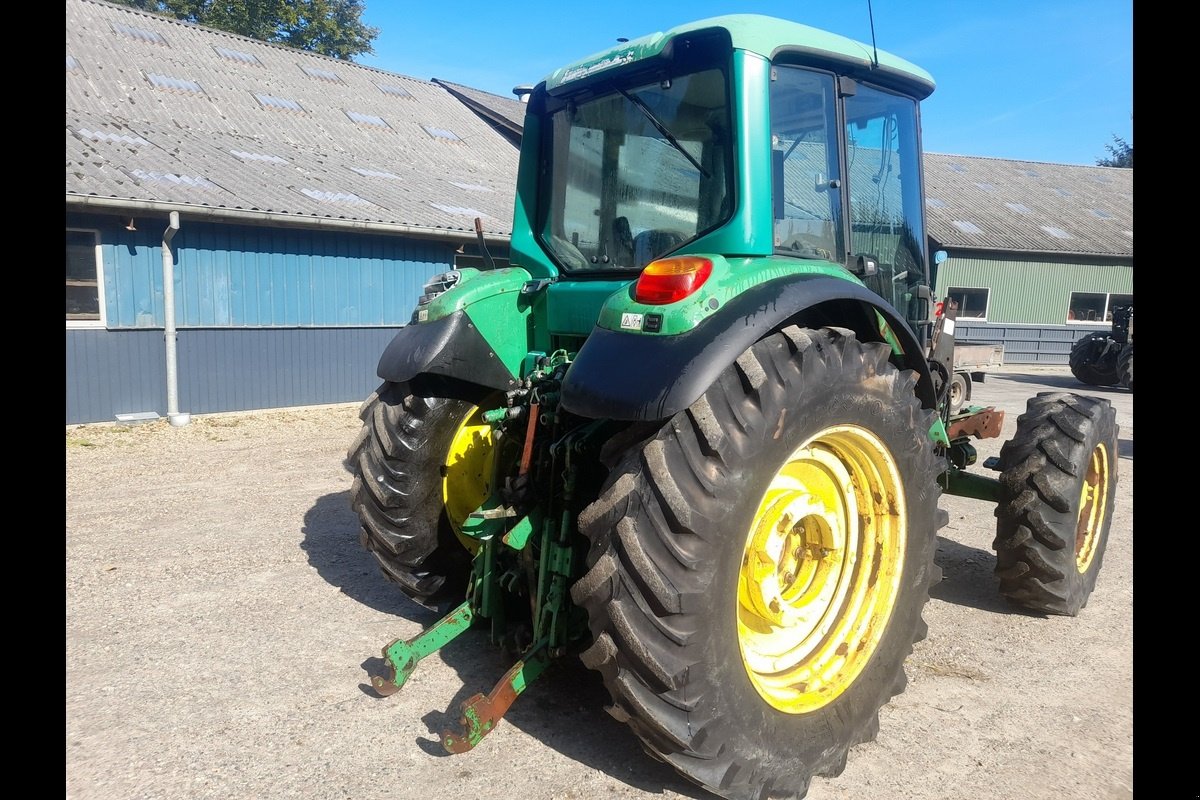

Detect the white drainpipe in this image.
[162,211,190,426]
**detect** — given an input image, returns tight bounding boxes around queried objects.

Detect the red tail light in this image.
[934,301,945,319]
[634,257,713,305]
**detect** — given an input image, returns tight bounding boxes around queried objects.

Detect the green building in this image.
[923,153,1132,363]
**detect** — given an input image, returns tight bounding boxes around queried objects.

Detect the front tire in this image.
[346,383,491,606]
[993,392,1118,616]
[571,327,942,800]
[1069,333,1120,386]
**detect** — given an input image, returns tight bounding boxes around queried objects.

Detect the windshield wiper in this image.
[616,87,710,178]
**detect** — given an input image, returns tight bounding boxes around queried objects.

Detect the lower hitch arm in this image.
[441,650,549,753]
[369,601,474,696]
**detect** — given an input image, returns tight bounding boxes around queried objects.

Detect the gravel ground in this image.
[66,366,1133,800]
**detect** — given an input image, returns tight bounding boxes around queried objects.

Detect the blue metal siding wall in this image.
[956,321,1111,365]
[176,327,403,414]
[67,329,166,422]
[67,326,404,423]
[170,223,449,327]
[66,213,466,328]
[65,212,510,424]
[198,226,405,328]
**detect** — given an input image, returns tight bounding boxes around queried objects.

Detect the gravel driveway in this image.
[66,366,1133,800]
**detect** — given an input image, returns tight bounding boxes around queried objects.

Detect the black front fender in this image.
[560,275,934,421]
[376,311,519,391]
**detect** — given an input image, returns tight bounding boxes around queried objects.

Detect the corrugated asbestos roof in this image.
[65,0,518,237]
[432,79,527,141]
[923,153,1132,258]
[66,0,1132,256]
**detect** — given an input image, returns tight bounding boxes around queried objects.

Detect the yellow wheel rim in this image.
[737,425,906,714]
[1074,443,1109,573]
[442,406,496,554]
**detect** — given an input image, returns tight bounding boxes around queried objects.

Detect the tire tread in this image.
[993,392,1118,615]
[573,327,942,799]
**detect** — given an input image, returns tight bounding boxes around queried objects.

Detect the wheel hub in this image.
[737,426,906,714]
[443,407,496,552]
[1074,442,1109,572]
[743,496,841,630]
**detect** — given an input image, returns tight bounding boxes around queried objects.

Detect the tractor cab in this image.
[509,15,936,342]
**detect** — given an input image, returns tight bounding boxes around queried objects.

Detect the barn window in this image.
[946,287,989,319]
[66,229,105,327]
[1067,292,1132,323]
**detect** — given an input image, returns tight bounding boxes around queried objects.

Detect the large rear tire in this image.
[1068,333,1120,386]
[992,392,1118,616]
[346,382,492,606]
[571,327,943,800]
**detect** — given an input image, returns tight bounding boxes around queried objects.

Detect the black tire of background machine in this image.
[571,326,943,800]
[1117,343,1133,392]
[346,382,473,607]
[1068,333,1121,386]
[993,392,1118,616]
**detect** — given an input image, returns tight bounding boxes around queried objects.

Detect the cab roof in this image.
[545,14,935,99]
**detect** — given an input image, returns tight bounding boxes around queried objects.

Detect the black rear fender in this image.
[559,275,934,421]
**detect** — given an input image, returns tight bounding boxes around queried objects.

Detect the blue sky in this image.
[359,1,1132,166]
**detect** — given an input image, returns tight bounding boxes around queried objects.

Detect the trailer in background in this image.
[951,340,1006,415]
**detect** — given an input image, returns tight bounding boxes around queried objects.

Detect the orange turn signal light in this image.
[633,257,713,305]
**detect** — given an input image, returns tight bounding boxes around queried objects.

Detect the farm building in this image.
[923,154,1133,363]
[66,0,522,424]
[67,0,1132,425]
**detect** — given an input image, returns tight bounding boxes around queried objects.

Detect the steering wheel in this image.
[782,235,832,260]
[549,235,588,269]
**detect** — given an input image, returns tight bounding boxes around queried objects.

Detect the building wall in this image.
[65,212,503,424]
[955,321,1097,365]
[67,328,167,422]
[931,251,1132,325]
[928,250,1133,365]
[69,213,458,328]
[67,327,406,422]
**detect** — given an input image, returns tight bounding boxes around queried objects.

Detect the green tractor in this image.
[346,15,1119,800]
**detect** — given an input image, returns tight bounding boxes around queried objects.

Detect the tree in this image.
[1096,134,1133,168]
[110,0,379,60]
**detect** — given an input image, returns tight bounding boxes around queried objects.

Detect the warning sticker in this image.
[620,312,644,331]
